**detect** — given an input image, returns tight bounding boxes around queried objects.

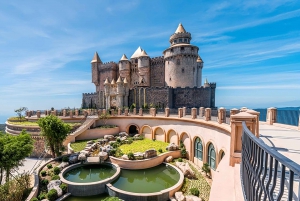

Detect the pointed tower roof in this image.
[104,77,109,85]
[111,79,116,85]
[204,78,209,84]
[123,77,128,84]
[91,52,102,63]
[197,55,203,63]
[175,23,187,33]
[140,50,149,57]
[131,46,143,58]
[117,76,122,83]
[120,54,128,61]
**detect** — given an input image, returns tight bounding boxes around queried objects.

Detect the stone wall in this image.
[30,136,47,157]
[150,57,165,87]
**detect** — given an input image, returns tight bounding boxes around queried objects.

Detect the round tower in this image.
[118,54,131,85]
[138,50,150,86]
[91,52,102,91]
[163,23,199,88]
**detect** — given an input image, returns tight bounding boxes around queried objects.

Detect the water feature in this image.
[63,164,116,183]
[111,163,180,193]
[63,194,112,201]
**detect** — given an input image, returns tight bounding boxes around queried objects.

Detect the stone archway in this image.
[154,127,165,142]
[140,125,152,139]
[128,125,139,137]
[167,129,178,145]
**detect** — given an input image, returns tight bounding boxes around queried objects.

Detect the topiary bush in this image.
[62,156,69,162]
[51,175,60,180]
[41,179,49,186]
[109,149,116,156]
[127,152,134,160]
[40,170,47,177]
[116,138,121,143]
[47,189,58,201]
[190,187,200,196]
[53,167,60,175]
[178,158,183,162]
[38,192,47,200]
[181,148,187,158]
[47,164,53,169]
[30,198,39,201]
[60,183,68,193]
[158,148,163,153]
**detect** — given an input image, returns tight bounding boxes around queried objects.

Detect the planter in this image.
[75,126,120,141]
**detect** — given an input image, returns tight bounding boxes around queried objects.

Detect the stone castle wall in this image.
[150,57,165,87]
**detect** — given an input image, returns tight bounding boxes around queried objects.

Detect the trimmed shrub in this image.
[190,187,200,196]
[181,148,187,157]
[62,156,69,162]
[158,148,163,153]
[47,164,53,169]
[178,158,183,162]
[116,138,121,143]
[41,179,49,186]
[38,192,47,200]
[51,175,60,180]
[53,167,60,175]
[109,149,116,156]
[127,152,134,160]
[30,198,39,201]
[47,189,58,201]
[40,170,47,177]
[60,183,68,193]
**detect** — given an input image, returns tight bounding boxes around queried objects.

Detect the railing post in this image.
[191,108,197,119]
[70,110,73,118]
[151,108,156,117]
[36,110,41,118]
[118,108,121,116]
[124,108,128,116]
[218,107,226,124]
[139,108,143,116]
[266,107,277,125]
[230,108,239,125]
[111,109,115,116]
[75,109,79,116]
[133,108,137,115]
[63,109,66,117]
[183,107,186,116]
[245,109,260,137]
[165,108,170,117]
[178,108,183,118]
[230,112,256,166]
[205,108,211,121]
[199,107,204,117]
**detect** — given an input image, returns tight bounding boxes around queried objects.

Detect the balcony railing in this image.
[241,122,300,201]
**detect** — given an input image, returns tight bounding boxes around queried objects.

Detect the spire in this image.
[91,52,102,63]
[104,77,109,85]
[197,55,203,63]
[117,76,122,83]
[111,79,116,85]
[140,50,149,57]
[175,23,187,33]
[123,77,128,84]
[131,46,143,58]
[204,78,208,84]
[120,54,128,61]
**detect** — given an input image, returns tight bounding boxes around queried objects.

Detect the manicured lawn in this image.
[119,138,169,154]
[70,139,95,152]
[8,120,81,127]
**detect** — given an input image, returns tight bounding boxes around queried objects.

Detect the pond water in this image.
[112,164,180,193]
[63,164,116,183]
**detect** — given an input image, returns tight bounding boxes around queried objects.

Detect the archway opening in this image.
[129,125,138,136]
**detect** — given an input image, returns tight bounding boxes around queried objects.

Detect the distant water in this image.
[254,107,300,126]
[0,115,9,124]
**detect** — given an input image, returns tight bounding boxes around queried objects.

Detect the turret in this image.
[197,55,204,87]
[104,78,110,96]
[91,52,102,87]
[138,50,150,86]
[169,23,192,46]
[119,54,131,85]
[204,78,210,88]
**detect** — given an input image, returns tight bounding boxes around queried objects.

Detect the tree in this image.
[99,112,110,126]
[14,107,27,122]
[0,130,33,184]
[37,115,71,158]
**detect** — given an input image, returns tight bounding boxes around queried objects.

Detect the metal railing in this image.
[241,122,300,201]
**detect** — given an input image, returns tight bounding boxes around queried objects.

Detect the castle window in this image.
[169,77,171,81]
[177,59,180,65]
[182,68,185,73]
[174,40,177,43]
[135,59,138,63]
[184,38,187,42]
[171,48,173,52]
[193,67,195,72]
[181,47,184,51]
[179,38,182,42]
[191,47,194,51]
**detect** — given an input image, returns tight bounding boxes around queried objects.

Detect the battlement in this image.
[150,56,164,64]
[209,82,217,88]
[102,61,117,65]
[82,92,97,96]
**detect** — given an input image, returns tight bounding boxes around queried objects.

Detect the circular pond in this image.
[63,164,116,183]
[111,163,180,193]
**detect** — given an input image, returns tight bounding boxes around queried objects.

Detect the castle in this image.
[82,23,216,110]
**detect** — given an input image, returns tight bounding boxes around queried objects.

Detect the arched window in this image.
[208,143,216,170]
[194,138,203,161]
[220,151,225,161]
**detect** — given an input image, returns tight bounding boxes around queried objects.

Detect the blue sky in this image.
[0,0,300,122]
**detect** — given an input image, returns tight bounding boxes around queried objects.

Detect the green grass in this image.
[70,139,95,152]
[119,138,169,154]
[8,121,81,127]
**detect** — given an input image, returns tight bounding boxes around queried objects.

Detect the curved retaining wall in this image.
[59,162,121,196]
[75,127,120,141]
[106,163,184,201]
[110,150,181,169]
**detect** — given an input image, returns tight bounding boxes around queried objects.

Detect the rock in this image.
[86,140,94,145]
[134,134,140,138]
[186,195,202,201]
[169,197,177,201]
[84,146,92,151]
[47,180,61,191]
[54,185,63,197]
[175,192,185,201]
[58,162,69,170]
[119,132,128,137]
[144,149,157,158]
[165,156,173,163]
[120,136,127,141]
[78,153,87,161]
[121,154,129,160]
[166,143,179,151]
[134,152,144,160]
[104,135,115,141]
[69,154,79,164]
[80,150,89,156]
[98,152,108,161]
[175,162,195,179]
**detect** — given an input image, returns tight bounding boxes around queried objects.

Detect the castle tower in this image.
[163,23,200,88]
[130,47,143,87]
[119,54,131,87]
[116,76,124,108]
[138,50,150,87]
[91,52,102,91]
[197,55,204,87]
[104,78,110,109]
